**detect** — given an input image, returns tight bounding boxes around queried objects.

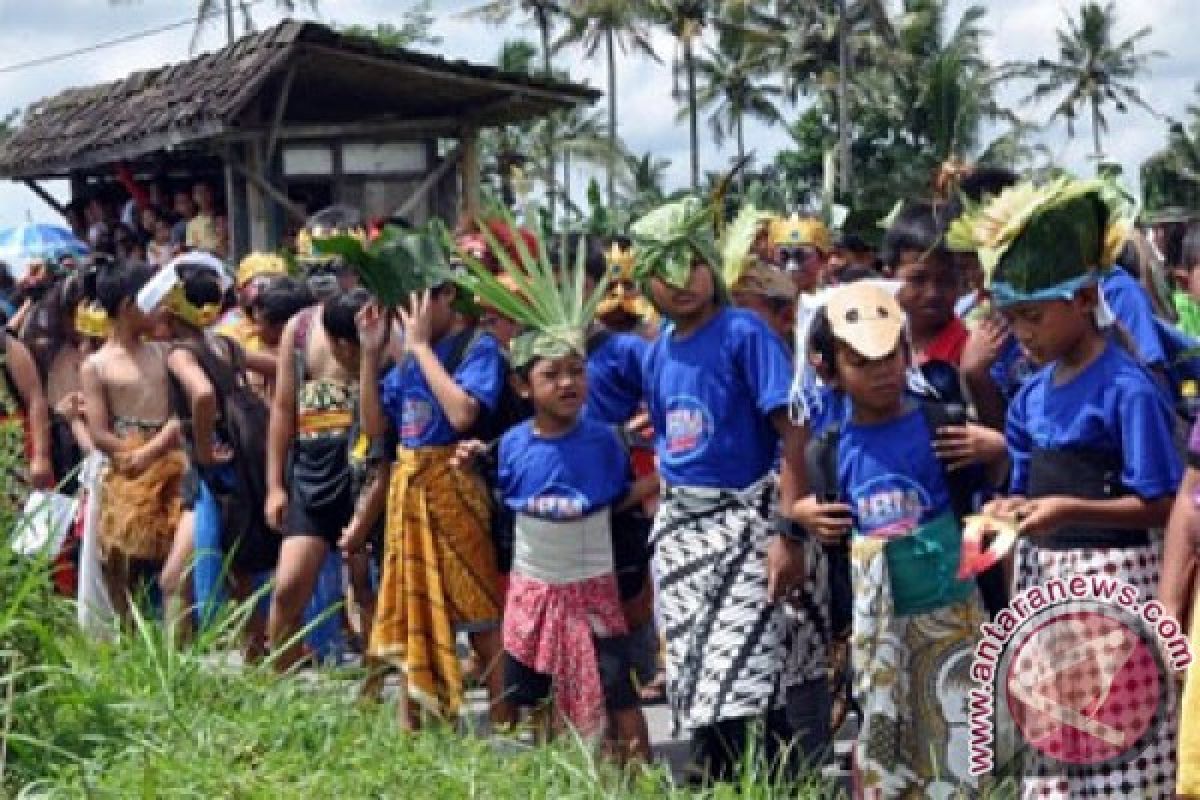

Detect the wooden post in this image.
[458,126,480,226]
[21,180,67,217]
[223,145,244,263]
[396,146,460,221]
[244,139,271,251]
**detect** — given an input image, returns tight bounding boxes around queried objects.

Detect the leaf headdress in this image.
[449,208,610,369]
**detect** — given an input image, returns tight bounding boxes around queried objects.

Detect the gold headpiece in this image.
[74,302,111,339]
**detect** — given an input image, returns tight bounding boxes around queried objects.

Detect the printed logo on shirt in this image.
[401,390,435,440]
[663,395,713,462]
[852,474,931,537]
[524,483,589,519]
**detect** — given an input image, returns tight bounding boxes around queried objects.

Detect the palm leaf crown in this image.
[449,207,611,368]
[314,221,453,308]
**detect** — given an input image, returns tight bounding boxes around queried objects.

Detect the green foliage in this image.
[340,2,444,50]
[314,222,451,307]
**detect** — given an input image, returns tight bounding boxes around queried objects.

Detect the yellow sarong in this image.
[98,434,185,562]
[1180,591,1200,797]
[368,445,501,717]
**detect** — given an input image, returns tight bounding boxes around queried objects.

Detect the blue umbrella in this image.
[0,224,89,280]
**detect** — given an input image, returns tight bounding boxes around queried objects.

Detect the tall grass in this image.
[0,431,835,799]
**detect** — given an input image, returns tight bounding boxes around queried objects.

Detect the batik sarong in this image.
[1014,540,1178,800]
[369,445,502,717]
[98,432,185,562]
[850,534,986,799]
[651,476,803,731]
[1179,590,1200,798]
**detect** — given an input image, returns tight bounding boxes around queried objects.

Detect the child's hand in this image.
[29,454,53,490]
[960,315,1008,377]
[789,494,853,543]
[1015,496,1076,536]
[396,290,435,352]
[982,495,1026,521]
[767,535,806,603]
[54,391,85,419]
[265,486,289,532]
[117,445,156,477]
[338,517,371,556]
[354,301,391,357]
[450,438,488,469]
[933,423,1007,470]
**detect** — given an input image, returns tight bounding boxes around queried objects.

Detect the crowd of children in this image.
[5,163,1200,799]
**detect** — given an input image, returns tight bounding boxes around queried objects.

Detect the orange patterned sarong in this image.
[368,445,501,717]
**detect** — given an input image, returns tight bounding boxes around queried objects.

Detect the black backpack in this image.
[171,335,276,570]
[807,397,1008,629]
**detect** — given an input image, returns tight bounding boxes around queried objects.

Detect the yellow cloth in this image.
[99,434,185,562]
[368,445,501,717]
[186,213,220,253]
[1180,591,1200,797]
[214,313,264,354]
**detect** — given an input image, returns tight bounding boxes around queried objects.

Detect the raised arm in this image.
[6,335,52,487]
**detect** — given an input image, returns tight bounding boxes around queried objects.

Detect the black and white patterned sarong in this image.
[651,476,815,731]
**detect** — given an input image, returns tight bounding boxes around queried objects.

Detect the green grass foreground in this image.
[0,487,828,798]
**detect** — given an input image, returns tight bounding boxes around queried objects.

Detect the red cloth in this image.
[114,163,151,211]
[917,317,969,367]
[503,571,628,735]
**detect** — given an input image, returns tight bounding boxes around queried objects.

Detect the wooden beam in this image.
[458,127,480,225]
[21,180,66,217]
[227,156,307,223]
[264,63,298,169]
[303,43,595,108]
[223,146,244,262]
[224,118,461,144]
[395,146,460,221]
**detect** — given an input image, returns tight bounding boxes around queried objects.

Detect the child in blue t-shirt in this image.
[357,285,509,729]
[631,196,813,782]
[792,282,986,797]
[496,347,653,760]
[960,177,1182,798]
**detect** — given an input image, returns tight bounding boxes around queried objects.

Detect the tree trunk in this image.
[606,27,617,213]
[224,0,236,44]
[836,0,851,196]
[686,37,699,192]
[1091,99,1104,164]
[564,151,573,220]
[539,9,556,226]
[737,114,745,196]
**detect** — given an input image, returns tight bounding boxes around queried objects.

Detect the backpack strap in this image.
[916,398,976,522]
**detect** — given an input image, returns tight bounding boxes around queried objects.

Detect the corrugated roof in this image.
[0,19,598,178]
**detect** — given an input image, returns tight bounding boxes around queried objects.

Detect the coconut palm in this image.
[188,0,316,49]
[647,0,710,192]
[555,1,660,211]
[1008,0,1163,162]
[693,37,783,186]
[463,2,565,218]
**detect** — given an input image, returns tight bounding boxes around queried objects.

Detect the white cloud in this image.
[0,0,1193,229]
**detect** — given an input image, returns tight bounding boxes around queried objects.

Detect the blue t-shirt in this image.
[586,331,646,426]
[1103,266,1167,368]
[497,417,630,520]
[838,407,952,536]
[643,307,792,490]
[380,332,505,448]
[1007,341,1181,498]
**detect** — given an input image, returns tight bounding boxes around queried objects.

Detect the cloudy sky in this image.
[0,0,1194,227]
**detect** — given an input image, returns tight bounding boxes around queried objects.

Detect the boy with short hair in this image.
[885,202,968,366]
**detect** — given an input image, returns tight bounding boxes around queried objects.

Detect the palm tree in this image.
[555,0,660,211]
[648,0,710,192]
[464,2,564,218]
[694,37,783,189]
[187,0,316,49]
[529,107,621,220]
[1008,1,1163,162]
[618,150,672,220]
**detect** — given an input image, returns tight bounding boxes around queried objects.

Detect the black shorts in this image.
[286,437,355,546]
[611,509,652,601]
[504,634,638,712]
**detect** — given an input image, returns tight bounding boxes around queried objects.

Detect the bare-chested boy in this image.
[80,262,184,622]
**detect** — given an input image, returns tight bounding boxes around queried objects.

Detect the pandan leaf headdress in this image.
[449,208,610,369]
[629,196,722,290]
[315,220,453,308]
[946,175,1134,307]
